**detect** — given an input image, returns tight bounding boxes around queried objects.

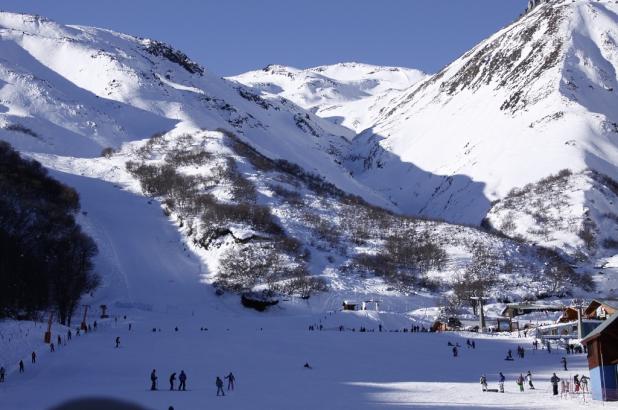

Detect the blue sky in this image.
[1,1,528,76]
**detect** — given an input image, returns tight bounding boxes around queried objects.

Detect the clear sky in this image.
[0,0,528,76]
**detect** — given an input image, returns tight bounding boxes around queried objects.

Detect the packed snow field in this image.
[0,306,601,410]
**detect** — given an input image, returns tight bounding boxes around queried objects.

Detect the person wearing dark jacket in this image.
[550,373,560,396]
[115,336,120,348]
[169,372,176,391]
[178,370,187,391]
[560,357,568,371]
[498,372,505,393]
[216,376,225,396]
[31,351,36,364]
[150,369,158,391]
[225,372,235,390]
[19,360,24,373]
[0,366,5,382]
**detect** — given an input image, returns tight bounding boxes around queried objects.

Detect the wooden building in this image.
[501,303,564,318]
[584,300,618,321]
[581,313,618,401]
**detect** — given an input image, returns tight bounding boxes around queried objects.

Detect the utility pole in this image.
[44,311,53,343]
[573,298,585,340]
[80,304,90,331]
[471,296,488,333]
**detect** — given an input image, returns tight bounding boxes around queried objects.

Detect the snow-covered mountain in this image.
[0,3,616,304]
[0,12,393,209]
[231,63,427,134]
[345,0,618,259]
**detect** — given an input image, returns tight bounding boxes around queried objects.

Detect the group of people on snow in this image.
[150,369,235,396]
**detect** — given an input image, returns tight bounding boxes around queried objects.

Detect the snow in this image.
[0,308,606,409]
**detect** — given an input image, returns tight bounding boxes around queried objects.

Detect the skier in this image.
[516,374,525,392]
[472,341,476,349]
[225,372,235,391]
[169,372,176,391]
[480,374,488,392]
[31,351,36,364]
[573,374,580,393]
[115,336,120,348]
[550,373,560,396]
[580,375,590,393]
[150,369,158,391]
[452,346,458,357]
[498,372,505,393]
[50,343,55,352]
[547,341,552,353]
[129,323,132,331]
[178,370,187,391]
[526,371,535,389]
[67,329,72,341]
[19,360,24,373]
[57,335,61,346]
[0,366,5,382]
[561,356,567,371]
[216,376,225,396]
[505,350,513,361]
[93,320,97,330]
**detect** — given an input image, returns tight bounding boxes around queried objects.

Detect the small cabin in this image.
[342,301,358,311]
[581,313,618,401]
[584,300,618,321]
[558,307,579,323]
[501,303,564,318]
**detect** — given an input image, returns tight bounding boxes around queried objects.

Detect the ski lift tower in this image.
[471,296,489,333]
[573,298,585,340]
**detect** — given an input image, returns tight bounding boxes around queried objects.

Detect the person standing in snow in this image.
[0,366,5,382]
[178,370,187,391]
[498,372,505,393]
[547,341,552,354]
[19,360,24,373]
[480,375,488,392]
[550,373,560,396]
[452,346,458,357]
[115,336,120,348]
[516,374,525,392]
[169,372,176,391]
[57,335,62,347]
[225,372,235,390]
[31,351,36,364]
[150,369,158,391]
[50,343,55,352]
[216,376,225,396]
[560,356,567,371]
[526,371,535,389]
[67,329,72,341]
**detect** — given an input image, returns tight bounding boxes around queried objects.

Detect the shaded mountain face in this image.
[231,63,427,134]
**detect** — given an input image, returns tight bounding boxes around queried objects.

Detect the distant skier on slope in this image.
[150,369,158,391]
[225,372,235,390]
[115,336,120,348]
[452,346,458,357]
[169,372,176,391]
[31,351,36,364]
[560,356,567,371]
[216,376,225,396]
[526,371,535,390]
[498,372,505,393]
[0,366,5,382]
[19,360,24,373]
[178,370,187,391]
[550,373,560,396]
[480,375,488,392]
[516,374,525,392]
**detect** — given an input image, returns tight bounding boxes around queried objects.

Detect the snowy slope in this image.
[0,12,392,210]
[231,63,427,134]
[350,0,618,230]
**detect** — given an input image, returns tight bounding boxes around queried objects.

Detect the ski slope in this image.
[0,308,603,410]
